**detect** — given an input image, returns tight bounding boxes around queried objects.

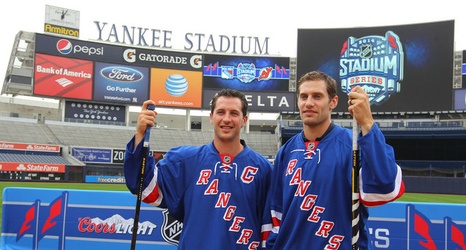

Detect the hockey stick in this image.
[131,104,155,250]
[351,116,360,250]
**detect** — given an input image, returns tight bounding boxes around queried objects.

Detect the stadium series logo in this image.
[339,31,404,105]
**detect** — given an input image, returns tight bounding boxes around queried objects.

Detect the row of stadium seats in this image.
[0,117,279,157]
[0,153,71,164]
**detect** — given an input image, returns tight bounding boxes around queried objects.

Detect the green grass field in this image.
[3,181,466,204]
[1,181,466,233]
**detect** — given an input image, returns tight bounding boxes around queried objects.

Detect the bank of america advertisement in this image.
[33,53,93,100]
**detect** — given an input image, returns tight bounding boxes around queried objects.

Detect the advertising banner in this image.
[0,142,60,153]
[34,53,93,100]
[70,147,112,163]
[3,188,466,249]
[149,68,203,108]
[93,62,150,105]
[202,89,296,112]
[2,188,179,250]
[35,33,123,63]
[0,162,65,173]
[367,202,466,249]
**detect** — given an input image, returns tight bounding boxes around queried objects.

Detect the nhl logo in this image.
[223,155,231,164]
[161,209,183,245]
[307,141,316,151]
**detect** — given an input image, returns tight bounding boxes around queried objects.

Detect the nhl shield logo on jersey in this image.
[305,141,317,151]
[217,154,236,173]
[222,154,232,164]
[161,209,182,246]
[304,141,320,161]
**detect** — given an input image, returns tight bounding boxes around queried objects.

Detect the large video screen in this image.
[202,54,295,112]
[297,20,454,112]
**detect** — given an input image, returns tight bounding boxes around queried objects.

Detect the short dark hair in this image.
[211,89,248,116]
[297,71,338,99]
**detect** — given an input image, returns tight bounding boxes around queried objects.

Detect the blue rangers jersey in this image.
[265,123,405,250]
[125,138,273,249]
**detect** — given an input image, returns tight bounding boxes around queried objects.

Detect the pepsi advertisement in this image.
[297,20,454,112]
[35,33,124,63]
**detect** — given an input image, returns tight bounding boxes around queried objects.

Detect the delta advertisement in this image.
[202,54,295,112]
[3,187,466,249]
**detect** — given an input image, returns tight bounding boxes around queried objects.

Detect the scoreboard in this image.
[0,171,64,181]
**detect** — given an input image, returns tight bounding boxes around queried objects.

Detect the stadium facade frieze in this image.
[93,21,270,55]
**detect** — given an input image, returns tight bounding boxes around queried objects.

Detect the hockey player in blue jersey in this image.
[124,89,273,249]
[264,71,405,249]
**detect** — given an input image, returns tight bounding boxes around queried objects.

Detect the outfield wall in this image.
[2,188,466,249]
[403,176,466,195]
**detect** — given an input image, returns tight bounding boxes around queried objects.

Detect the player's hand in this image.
[347,86,374,135]
[135,100,157,146]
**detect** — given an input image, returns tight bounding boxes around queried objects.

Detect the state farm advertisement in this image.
[0,162,65,173]
[0,141,60,152]
[33,53,93,100]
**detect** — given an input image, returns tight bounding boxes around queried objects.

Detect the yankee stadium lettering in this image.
[93,21,270,55]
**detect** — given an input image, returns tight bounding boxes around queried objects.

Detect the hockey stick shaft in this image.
[351,116,360,250]
[131,104,155,250]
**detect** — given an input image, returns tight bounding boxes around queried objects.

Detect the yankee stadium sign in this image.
[93,21,270,55]
[339,31,404,106]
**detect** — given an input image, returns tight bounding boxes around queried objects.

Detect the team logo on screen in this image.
[339,31,404,105]
[237,63,256,83]
[57,39,73,54]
